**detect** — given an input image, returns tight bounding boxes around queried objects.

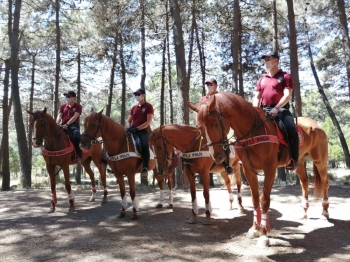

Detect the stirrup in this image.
[225,165,234,174]
[286,159,297,171]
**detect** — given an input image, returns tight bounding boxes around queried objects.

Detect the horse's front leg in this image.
[156,177,165,208]
[47,164,57,213]
[116,175,127,218]
[94,155,108,204]
[220,171,234,210]
[167,175,174,209]
[127,173,138,220]
[202,172,212,225]
[186,169,198,224]
[62,165,75,213]
[257,168,276,247]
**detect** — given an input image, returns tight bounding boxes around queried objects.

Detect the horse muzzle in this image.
[79,141,91,151]
[32,138,42,148]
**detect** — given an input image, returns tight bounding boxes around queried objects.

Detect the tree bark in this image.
[119,33,127,126]
[231,0,240,94]
[140,0,146,90]
[106,33,118,118]
[76,50,82,184]
[166,0,174,124]
[54,0,60,119]
[11,0,32,188]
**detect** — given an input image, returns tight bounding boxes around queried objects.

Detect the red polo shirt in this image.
[59,102,82,124]
[129,102,154,128]
[256,70,294,106]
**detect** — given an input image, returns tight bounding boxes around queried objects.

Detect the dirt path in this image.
[0,183,350,262]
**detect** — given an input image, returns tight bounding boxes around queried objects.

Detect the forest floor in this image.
[1,168,350,262]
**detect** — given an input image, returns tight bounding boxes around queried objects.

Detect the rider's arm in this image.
[66,112,80,126]
[56,112,63,124]
[275,88,292,110]
[126,115,133,128]
[252,90,262,107]
[137,114,153,130]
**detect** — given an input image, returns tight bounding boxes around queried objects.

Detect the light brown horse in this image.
[27,108,107,213]
[149,124,244,225]
[197,92,329,246]
[80,110,156,220]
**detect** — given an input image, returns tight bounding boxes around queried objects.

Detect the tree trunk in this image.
[194,19,206,95]
[336,0,350,100]
[161,39,166,125]
[286,0,302,117]
[1,59,10,191]
[75,50,82,184]
[140,0,146,90]
[11,0,32,188]
[54,0,60,119]
[119,33,127,126]
[231,0,240,94]
[166,1,173,124]
[170,0,190,189]
[106,33,118,117]
[304,15,350,168]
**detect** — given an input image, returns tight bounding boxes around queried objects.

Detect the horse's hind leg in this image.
[47,165,57,213]
[186,170,198,224]
[93,154,108,203]
[202,172,212,225]
[220,171,234,210]
[82,157,98,202]
[295,155,309,219]
[116,175,127,218]
[62,165,75,213]
[127,173,138,220]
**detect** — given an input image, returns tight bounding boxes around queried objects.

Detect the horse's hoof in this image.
[130,214,138,220]
[257,235,270,247]
[89,197,95,202]
[48,208,55,213]
[246,229,259,239]
[156,203,163,208]
[202,219,212,225]
[167,204,173,209]
[68,207,75,213]
[117,212,126,218]
[186,217,198,224]
[321,210,329,220]
[101,198,108,204]
[239,208,245,214]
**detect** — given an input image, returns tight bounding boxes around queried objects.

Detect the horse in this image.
[27,108,108,213]
[196,92,329,246]
[149,124,244,225]
[80,109,159,220]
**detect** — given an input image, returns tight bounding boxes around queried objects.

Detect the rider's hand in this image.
[269,107,279,117]
[127,127,138,134]
[62,124,69,129]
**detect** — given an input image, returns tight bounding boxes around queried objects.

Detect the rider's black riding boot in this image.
[286,132,299,171]
[223,160,234,174]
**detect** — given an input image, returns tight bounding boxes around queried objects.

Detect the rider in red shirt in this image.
[126,88,154,178]
[56,91,82,160]
[253,51,298,170]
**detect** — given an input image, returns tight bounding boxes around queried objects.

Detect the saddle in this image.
[130,134,143,156]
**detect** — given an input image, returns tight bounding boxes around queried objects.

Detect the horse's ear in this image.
[97,109,104,116]
[90,108,94,112]
[26,110,34,116]
[188,102,199,113]
[43,107,47,114]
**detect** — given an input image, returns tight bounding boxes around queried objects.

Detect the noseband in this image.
[205,110,231,151]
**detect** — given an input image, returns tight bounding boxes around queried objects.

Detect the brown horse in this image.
[80,110,157,220]
[196,92,329,246]
[27,108,107,213]
[149,124,244,225]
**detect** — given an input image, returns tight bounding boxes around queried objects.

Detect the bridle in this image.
[81,113,104,145]
[153,134,177,164]
[32,114,64,145]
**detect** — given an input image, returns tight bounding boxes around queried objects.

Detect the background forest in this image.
[1,0,350,190]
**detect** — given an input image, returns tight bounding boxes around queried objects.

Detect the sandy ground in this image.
[1,174,350,262]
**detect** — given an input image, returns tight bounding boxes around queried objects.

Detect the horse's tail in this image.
[313,163,327,198]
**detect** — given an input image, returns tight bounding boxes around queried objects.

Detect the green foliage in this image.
[9,147,20,174]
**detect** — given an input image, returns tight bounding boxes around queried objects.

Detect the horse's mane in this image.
[86,111,126,135]
[197,92,260,124]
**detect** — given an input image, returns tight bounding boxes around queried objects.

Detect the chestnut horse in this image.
[149,124,244,225]
[80,110,157,220]
[27,108,107,213]
[197,92,329,246]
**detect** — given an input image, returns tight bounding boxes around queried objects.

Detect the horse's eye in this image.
[214,122,220,129]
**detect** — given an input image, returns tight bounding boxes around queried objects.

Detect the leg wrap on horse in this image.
[169,190,174,205]
[205,201,213,214]
[254,207,262,225]
[132,197,139,212]
[122,195,128,210]
[229,192,234,202]
[69,190,75,202]
[192,198,199,215]
[301,198,309,209]
[51,191,57,204]
[159,189,165,204]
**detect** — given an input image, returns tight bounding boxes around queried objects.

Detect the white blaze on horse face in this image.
[152,145,159,172]
[204,129,216,161]
[33,120,39,147]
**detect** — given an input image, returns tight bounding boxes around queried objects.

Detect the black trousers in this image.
[264,107,299,163]
[67,125,82,157]
[134,129,150,169]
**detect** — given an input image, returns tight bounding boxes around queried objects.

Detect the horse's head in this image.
[26,107,48,147]
[150,126,176,176]
[80,109,103,150]
[197,95,231,163]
